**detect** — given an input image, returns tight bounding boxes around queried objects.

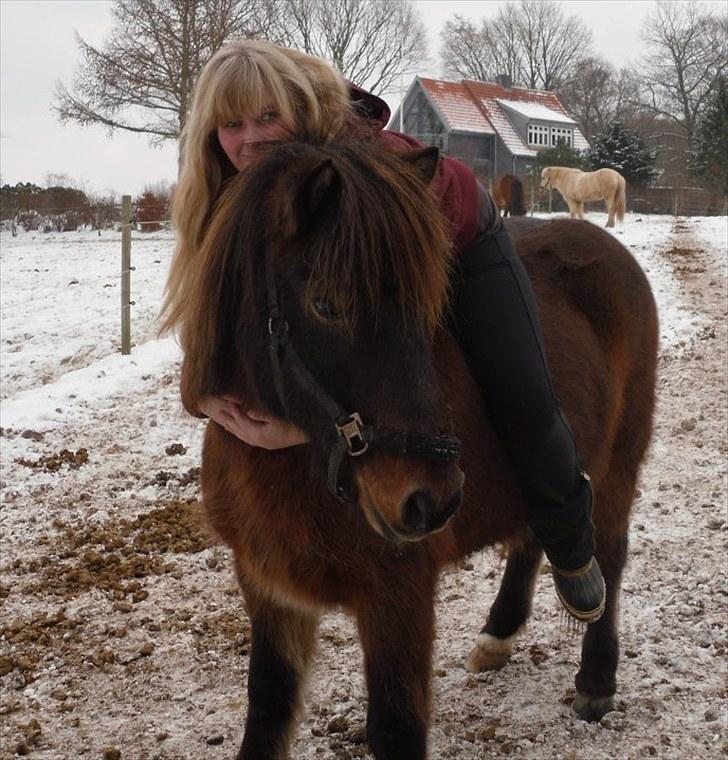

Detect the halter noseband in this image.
[264,252,461,503]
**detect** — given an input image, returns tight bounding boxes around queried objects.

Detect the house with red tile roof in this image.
[390,75,589,186]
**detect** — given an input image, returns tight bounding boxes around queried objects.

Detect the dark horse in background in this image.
[494,173,527,217]
[182,139,658,760]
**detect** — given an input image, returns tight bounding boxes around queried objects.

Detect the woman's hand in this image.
[199,395,310,449]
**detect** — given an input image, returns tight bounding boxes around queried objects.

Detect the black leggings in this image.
[451,228,594,569]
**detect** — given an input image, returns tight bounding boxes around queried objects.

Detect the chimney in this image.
[495,74,512,91]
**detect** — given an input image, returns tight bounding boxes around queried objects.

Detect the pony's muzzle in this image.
[401,486,463,537]
[355,456,464,542]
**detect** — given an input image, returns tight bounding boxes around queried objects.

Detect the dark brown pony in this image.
[182,140,658,760]
[493,173,527,216]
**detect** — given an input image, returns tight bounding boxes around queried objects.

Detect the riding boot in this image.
[527,471,605,623]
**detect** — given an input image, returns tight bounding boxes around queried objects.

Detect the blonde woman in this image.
[161,39,605,624]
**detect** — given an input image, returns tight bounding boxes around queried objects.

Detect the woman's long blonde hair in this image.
[160,39,352,335]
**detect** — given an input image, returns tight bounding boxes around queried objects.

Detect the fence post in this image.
[121,195,132,355]
[530,180,535,216]
[548,187,552,214]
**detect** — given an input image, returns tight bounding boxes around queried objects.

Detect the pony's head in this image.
[540,167,552,189]
[187,139,464,541]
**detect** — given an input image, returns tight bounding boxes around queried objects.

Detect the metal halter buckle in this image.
[336,413,369,456]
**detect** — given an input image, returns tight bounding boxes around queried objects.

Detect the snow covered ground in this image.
[1,212,726,758]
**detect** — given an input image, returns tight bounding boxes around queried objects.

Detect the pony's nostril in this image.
[427,489,462,532]
[402,490,436,532]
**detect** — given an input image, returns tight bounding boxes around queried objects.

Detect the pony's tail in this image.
[511,178,527,216]
[615,176,626,223]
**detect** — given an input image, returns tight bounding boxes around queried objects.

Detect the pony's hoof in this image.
[572,692,615,722]
[464,630,520,672]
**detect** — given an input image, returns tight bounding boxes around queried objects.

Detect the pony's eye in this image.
[312,298,342,321]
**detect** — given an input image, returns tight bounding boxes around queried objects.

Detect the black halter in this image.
[264,252,461,503]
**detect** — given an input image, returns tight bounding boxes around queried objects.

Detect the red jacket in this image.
[350,84,480,251]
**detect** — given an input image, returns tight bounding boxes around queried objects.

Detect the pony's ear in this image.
[301,158,339,219]
[403,147,440,184]
[278,157,340,238]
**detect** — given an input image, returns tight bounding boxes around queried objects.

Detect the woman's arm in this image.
[181,353,307,448]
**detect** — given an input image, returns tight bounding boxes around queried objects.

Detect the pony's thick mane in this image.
[183,138,454,398]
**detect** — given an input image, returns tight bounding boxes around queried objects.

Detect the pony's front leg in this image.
[356,569,436,760]
[238,586,320,760]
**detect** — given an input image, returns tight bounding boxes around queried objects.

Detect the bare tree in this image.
[636,1,727,148]
[440,10,519,83]
[440,16,491,82]
[558,58,615,140]
[611,68,647,127]
[55,0,283,143]
[558,58,646,140]
[439,1,592,91]
[514,1,593,91]
[276,0,428,96]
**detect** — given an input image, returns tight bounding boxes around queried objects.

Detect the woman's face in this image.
[217,106,291,171]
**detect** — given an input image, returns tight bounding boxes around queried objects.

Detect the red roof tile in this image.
[418,78,495,134]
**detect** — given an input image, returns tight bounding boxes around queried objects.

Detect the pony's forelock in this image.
[281,142,454,335]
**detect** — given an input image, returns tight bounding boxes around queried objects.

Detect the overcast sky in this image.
[0,0,706,197]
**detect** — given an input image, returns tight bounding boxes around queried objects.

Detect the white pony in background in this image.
[541,166,626,227]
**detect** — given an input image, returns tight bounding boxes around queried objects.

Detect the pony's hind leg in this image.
[572,529,628,721]
[237,585,320,760]
[466,533,543,672]
[606,202,616,227]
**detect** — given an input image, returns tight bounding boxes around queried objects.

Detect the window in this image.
[528,123,573,148]
[551,126,573,147]
[528,124,549,146]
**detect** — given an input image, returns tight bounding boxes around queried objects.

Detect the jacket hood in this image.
[348,83,391,129]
